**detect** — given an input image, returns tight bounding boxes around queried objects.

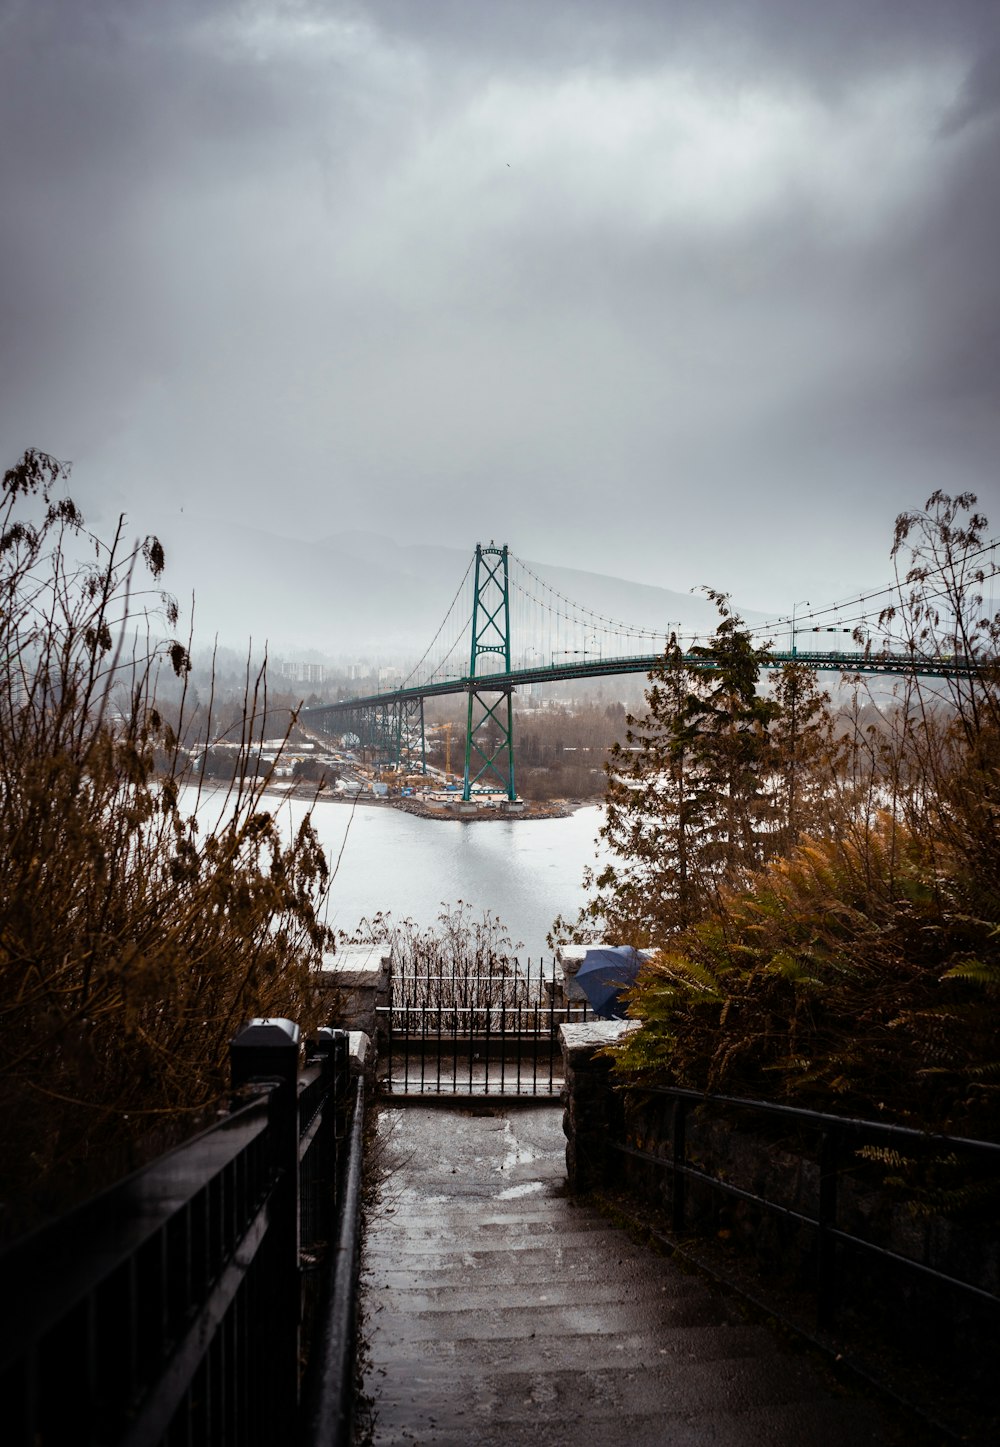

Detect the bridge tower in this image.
[462,543,516,801]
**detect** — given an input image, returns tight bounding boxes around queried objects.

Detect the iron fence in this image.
[379,958,593,1097]
[608,1085,1000,1332]
[0,1022,364,1447]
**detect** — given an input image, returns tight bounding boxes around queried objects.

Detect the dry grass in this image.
[0,451,334,1235]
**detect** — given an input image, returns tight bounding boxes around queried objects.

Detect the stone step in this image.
[358,1104,905,1447]
[362,1227,644,1258]
[368,1398,895,1447]
[364,1250,698,1292]
[371,1203,598,1230]
[369,1293,751,1346]
[361,1273,707,1314]
[369,1321,779,1372]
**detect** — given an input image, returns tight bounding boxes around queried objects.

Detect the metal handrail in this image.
[608,1084,1000,1329]
[0,1094,272,1370]
[0,1025,361,1447]
[627,1082,1000,1157]
[300,1073,366,1447]
[382,1007,587,1018]
[389,971,551,980]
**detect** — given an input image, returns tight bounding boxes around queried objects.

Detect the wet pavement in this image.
[358,1105,906,1447]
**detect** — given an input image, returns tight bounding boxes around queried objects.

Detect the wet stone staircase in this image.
[357,1106,908,1447]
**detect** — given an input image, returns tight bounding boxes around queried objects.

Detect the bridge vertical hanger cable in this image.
[402,556,475,690]
[747,538,999,649]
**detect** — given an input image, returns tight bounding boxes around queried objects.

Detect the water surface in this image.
[183,788,605,958]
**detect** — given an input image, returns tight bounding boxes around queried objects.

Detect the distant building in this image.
[275,661,328,684]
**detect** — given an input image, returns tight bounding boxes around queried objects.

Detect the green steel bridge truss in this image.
[302,542,982,803]
[318,695,426,775]
[462,543,515,799]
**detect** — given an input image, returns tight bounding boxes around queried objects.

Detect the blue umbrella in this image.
[576,946,648,1019]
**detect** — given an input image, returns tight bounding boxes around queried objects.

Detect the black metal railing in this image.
[0,1021,365,1447]
[608,1085,1000,1333]
[379,959,593,1097]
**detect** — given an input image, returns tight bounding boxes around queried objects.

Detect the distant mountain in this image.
[158,522,773,662]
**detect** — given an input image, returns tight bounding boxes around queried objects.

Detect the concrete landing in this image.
[358,1106,905,1447]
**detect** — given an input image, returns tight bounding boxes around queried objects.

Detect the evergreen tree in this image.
[563,596,782,946]
[768,660,843,852]
[587,634,712,943]
[685,591,779,878]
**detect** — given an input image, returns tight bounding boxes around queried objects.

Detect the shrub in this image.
[614,810,1000,1134]
[0,451,334,1234]
[345,902,531,1025]
[606,492,1000,1136]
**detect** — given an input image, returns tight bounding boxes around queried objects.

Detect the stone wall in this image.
[560,1020,639,1192]
[315,944,390,1044]
[559,1020,999,1386]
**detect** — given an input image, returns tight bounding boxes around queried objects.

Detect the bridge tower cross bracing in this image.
[462,543,516,802]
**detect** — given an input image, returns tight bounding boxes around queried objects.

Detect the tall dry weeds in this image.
[0,451,334,1235]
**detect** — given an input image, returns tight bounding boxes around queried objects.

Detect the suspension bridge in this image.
[302,542,989,803]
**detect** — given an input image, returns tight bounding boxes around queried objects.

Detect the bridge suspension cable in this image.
[400,556,475,689]
[303,536,994,810]
[367,531,1000,701]
[747,536,999,649]
[507,551,678,663]
[399,537,999,685]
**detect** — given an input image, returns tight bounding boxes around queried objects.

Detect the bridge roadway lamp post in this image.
[462,543,516,803]
[789,600,810,658]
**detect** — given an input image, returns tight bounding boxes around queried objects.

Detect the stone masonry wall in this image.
[559,1020,999,1385]
[560,1020,639,1193]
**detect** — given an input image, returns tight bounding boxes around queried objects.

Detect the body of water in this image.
[309,800,605,958]
[182,790,606,959]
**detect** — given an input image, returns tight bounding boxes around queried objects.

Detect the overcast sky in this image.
[3,0,999,632]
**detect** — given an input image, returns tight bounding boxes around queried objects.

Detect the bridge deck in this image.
[357,1105,907,1446]
[305,648,970,720]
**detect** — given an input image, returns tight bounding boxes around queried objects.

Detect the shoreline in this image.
[391,796,578,822]
[182,776,599,823]
[257,783,593,822]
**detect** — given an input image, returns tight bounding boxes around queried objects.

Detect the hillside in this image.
[156,522,772,660]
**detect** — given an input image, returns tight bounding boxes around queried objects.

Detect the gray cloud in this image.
[2,0,998,638]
